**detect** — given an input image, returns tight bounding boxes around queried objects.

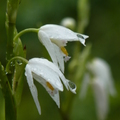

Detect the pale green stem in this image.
[14,28,39,42]
[6,56,28,73]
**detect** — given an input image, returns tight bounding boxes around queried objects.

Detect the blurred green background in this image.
[0,0,120,120]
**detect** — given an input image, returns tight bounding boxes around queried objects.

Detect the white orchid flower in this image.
[38,24,89,72]
[80,58,116,120]
[25,58,76,115]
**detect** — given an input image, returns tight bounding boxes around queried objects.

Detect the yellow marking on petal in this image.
[60,47,68,56]
[46,82,54,91]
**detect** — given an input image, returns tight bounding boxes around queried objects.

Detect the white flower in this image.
[60,17,76,30]
[38,24,89,72]
[80,58,116,120]
[25,58,76,115]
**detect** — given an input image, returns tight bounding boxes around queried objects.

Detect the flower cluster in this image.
[24,24,88,114]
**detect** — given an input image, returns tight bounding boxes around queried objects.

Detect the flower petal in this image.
[29,58,76,93]
[76,33,89,46]
[66,80,77,94]
[29,58,63,91]
[92,78,109,120]
[25,64,41,114]
[79,73,90,99]
[38,30,58,66]
[33,74,60,107]
[40,24,88,46]
[87,58,117,96]
[53,44,64,72]
[49,89,60,108]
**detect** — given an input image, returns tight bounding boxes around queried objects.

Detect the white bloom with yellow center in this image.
[38,24,89,72]
[25,58,76,115]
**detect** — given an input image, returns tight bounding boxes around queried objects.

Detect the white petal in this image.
[29,58,64,80]
[64,56,71,62]
[66,80,77,94]
[48,88,60,108]
[40,24,88,46]
[32,67,63,91]
[92,78,109,120]
[25,64,41,114]
[29,59,64,91]
[79,73,90,99]
[33,74,60,107]
[29,58,76,92]
[87,58,116,96]
[50,89,60,108]
[38,30,58,66]
[76,33,89,46]
[53,44,64,72]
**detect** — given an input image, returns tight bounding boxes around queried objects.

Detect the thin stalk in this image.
[5,0,21,119]
[0,63,16,120]
[6,56,28,73]
[13,28,39,42]
[6,0,20,61]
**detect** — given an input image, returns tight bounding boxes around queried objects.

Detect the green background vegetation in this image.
[0,0,120,119]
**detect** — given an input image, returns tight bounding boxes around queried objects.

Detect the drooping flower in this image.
[25,58,76,114]
[80,58,116,120]
[38,24,89,72]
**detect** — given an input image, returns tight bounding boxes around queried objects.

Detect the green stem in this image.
[6,19,15,61]
[6,56,28,73]
[5,0,21,119]
[0,63,16,120]
[77,0,90,33]
[6,0,20,61]
[13,28,39,42]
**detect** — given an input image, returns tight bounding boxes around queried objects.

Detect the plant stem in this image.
[5,0,21,119]
[0,63,16,120]
[6,0,20,61]
[6,56,28,73]
[13,28,39,42]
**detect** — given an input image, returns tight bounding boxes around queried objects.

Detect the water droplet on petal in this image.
[77,34,84,39]
[68,81,76,89]
[68,81,76,94]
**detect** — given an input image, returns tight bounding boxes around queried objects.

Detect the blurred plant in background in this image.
[0,0,120,120]
[80,58,116,120]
